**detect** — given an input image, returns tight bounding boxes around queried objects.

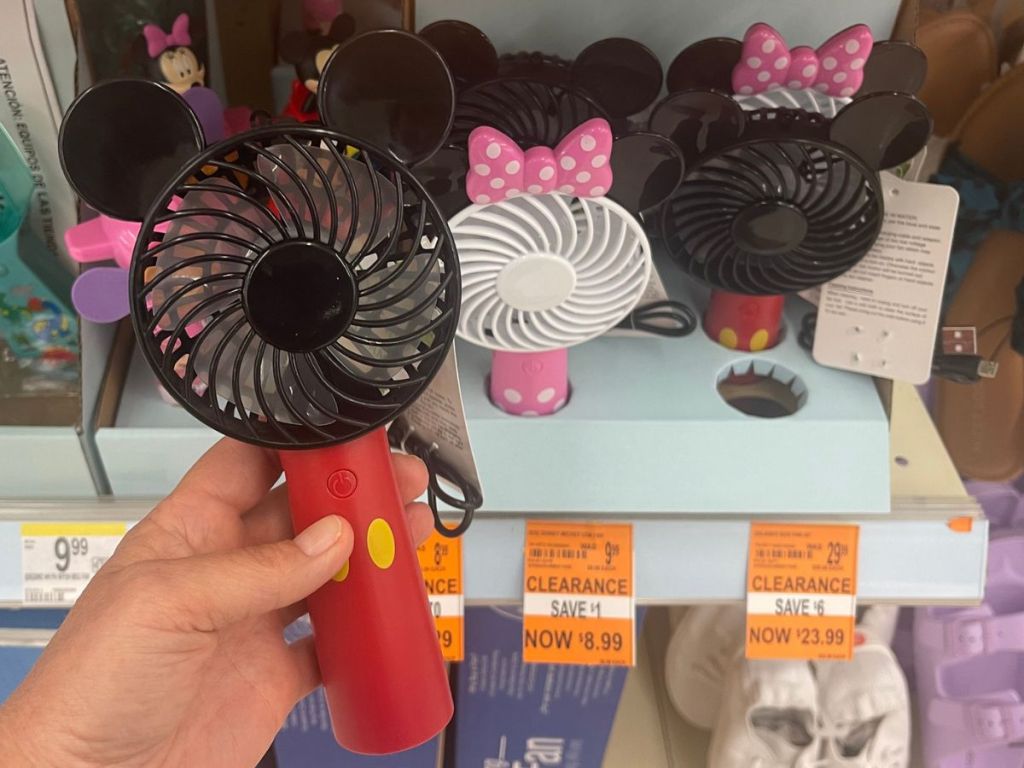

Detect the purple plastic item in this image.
[966,480,1024,530]
[914,534,1024,767]
[71,267,129,323]
[181,86,227,144]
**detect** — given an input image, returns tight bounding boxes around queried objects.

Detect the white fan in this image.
[734,87,851,118]
[449,193,651,416]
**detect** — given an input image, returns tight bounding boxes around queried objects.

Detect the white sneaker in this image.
[664,604,747,729]
[708,621,910,767]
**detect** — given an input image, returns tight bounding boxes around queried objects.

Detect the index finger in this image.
[164,438,282,519]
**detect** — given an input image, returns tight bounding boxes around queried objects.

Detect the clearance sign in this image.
[522,521,635,666]
[746,523,860,661]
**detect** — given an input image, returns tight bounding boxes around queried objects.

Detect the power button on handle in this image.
[327,469,358,499]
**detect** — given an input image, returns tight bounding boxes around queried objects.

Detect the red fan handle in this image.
[280,428,452,754]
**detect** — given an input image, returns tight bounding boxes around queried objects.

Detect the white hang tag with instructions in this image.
[813,174,959,384]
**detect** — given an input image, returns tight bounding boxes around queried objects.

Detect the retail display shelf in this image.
[0,380,986,605]
[97,294,892,515]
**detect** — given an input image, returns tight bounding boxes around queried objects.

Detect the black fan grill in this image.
[130,124,460,449]
[660,134,883,295]
[416,77,609,216]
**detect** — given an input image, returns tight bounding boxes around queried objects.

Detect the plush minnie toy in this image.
[141,13,205,94]
[280,14,356,122]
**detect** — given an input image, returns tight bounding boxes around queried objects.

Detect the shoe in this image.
[933,231,1024,482]
[914,534,1024,767]
[708,612,910,767]
[664,604,746,729]
[917,10,998,136]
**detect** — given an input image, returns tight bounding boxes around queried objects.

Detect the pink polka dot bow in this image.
[731,23,874,98]
[465,118,614,205]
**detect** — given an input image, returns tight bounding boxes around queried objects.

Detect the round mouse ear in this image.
[859,41,927,95]
[829,92,932,170]
[318,30,455,165]
[570,38,663,120]
[328,13,356,43]
[666,38,742,93]
[607,132,684,212]
[59,79,204,221]
[648,90,745,166]
[280,31,311,65]
[419,20,498,89]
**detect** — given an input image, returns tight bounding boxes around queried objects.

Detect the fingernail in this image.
[294,516,343,556]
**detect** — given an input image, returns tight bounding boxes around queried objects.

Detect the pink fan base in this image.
[489,348,569,417]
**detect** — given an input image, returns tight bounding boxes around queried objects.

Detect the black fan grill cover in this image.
[660,136,883,295]
[130,124,461,449]
[417,77,609,216]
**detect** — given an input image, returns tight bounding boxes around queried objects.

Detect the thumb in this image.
[164,515,353,631]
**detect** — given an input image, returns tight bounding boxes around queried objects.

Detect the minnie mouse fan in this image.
[417,27,686,415]
[60,31,461,754]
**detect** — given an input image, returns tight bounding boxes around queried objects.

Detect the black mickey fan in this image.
[59,31,466,756]
[661,138,883,294]
[131,125,459,449]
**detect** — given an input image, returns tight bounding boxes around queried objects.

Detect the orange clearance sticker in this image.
[522,521,635,666]
[416,530,464,662]
[746,523,860,662]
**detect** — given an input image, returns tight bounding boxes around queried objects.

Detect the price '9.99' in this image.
[54,536,88,572]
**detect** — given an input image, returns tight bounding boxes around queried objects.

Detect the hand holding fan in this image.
[59,31,459,754]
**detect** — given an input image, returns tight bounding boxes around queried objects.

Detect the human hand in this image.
[0,438,433,768]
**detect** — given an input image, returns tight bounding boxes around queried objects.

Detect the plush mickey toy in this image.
[280,14,356,122]
[141,13,205,94]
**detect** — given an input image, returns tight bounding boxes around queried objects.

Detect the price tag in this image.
[416,529,464,662]
[746,523,859,661]
[522,521,634,666]
[21,522,126,606]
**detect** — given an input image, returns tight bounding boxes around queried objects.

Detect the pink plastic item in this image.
[65,215,140,269]
[465,118,613,205]
[731,23,873,97]
[489,349,569,417]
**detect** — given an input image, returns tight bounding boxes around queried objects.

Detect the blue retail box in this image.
[273,616,442,768]
[452,606,642,768]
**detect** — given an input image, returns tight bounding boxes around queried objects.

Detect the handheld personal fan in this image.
[415,25,685,415]
[652,23,931,352]
[59,30,460,755]
[450,149,652,415]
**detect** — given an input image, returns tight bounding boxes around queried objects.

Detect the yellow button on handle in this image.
[367,518,396,570]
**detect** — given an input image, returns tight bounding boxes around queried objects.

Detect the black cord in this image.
[395,428,482,538]
[798,311,816,352]
[617,300,698,337]
[799,309,999,382]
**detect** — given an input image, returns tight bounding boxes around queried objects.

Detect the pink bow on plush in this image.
[143,13,192,58]
[466,118,614,205]
[731,23,874,98]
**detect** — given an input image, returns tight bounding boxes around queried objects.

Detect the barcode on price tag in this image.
[21,522,126,606]
[522,521,634,666]
[416,530,464,662]
[746,523,859,661]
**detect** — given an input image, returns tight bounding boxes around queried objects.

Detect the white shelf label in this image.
[21,522,126,606]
